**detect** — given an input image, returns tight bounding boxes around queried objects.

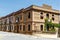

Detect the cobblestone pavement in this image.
[0,31,60,40]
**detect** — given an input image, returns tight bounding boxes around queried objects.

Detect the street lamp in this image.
[48,19,50,22]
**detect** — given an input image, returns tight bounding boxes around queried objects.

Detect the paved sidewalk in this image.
[0,31,60,40]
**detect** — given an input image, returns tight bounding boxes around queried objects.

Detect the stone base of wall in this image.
[32,33,57,38]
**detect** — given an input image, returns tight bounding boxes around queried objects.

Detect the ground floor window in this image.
[11,25,13,31]
[17,25,19,33]
[46,24,49,31]
[4,26,6,31]
[46,25,55,31]
[28,24,30,31]
[12,25,14,30]
[52,26,54,29]
[40,25,43,31]
[23,25,25,31]
[7,26,9,31]
[19,25,22,30]
[8,25,11,32]
[14,26,16,30]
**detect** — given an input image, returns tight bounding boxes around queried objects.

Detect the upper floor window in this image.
[10,17,13,23]
[52,17,55,21]
[28,12,30,19]
[7,18,9,23]
[40,12,43,19]
[52,14,55,21]
[46,13,49,18]
[9,18,12,24]
[40,12,43,15]
[52,14,54,16]
[20,15,22,20]
[40,16,43,19]
[5,19,7,24]
[16,16,20,23]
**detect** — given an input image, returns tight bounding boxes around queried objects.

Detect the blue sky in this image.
[0,0,60,17]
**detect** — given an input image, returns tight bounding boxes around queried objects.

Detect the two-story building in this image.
[0,4,60,38]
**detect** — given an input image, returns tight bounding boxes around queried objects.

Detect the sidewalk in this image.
[0,31,60,40]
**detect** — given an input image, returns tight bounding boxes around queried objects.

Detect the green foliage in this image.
[54,23,60,28]
[45,18,60,28]
[45,18,53,27]
[44,18,60,32]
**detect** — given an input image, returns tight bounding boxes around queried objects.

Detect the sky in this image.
[0,0,60,17]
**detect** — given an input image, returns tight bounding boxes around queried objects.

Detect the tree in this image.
[44,18,60,31]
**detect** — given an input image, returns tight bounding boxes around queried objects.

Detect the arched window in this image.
[28,12,30,18]
[19,25,22,30]
[52,14,54,16]
[40,16,43,19]
[52,14,54,21]
[52,17,55,21]
[40,12,43,15]
[40,12,43,19]
[40,25,43,31]
[46,13,49,18]
[23,25,25,31]
[16,16,20,23]
[28,24,30,31]
[8,25,11,32]
[20,15,22,20]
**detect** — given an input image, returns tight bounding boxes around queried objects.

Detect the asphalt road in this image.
[0,31,60,40]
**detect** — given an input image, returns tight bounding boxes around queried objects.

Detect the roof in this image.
[0,4,60,19]
[24,4,60,14]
